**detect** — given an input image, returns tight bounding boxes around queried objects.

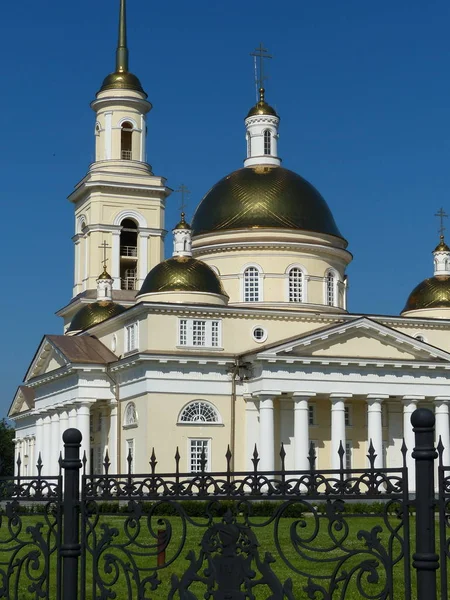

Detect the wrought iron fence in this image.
[0,408,448,599]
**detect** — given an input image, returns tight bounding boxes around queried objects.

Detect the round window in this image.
[252,326,267,343]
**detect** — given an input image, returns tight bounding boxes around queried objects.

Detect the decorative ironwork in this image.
[438,437,450,600]
[0,453,62,599]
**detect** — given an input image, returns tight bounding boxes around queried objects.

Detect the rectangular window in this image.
[345,406,352,427]
[189,439,210,472]
[178,319,221,348]
[345,441,353,470]
[308,404,316,426]
[126,439,135,474]
[125,322,138,352]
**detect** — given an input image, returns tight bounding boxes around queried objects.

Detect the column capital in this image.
[253,392,281,401]
[366,394,389,401]
[433,396,450,403]
[402,396,425,401]
[293,392,316,399]
[330,393,353,399]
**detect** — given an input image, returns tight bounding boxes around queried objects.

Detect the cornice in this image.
[109,351,236,372]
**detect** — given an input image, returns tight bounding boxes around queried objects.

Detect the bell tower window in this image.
[263,130,271,155]
[121,121,133,160]
[120,218,138,290]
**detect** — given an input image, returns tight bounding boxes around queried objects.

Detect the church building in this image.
[9,1,450,488]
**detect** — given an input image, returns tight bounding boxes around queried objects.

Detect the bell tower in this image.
[69,0,170,299]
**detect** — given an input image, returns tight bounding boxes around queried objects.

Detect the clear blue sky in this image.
[1,0,450,417]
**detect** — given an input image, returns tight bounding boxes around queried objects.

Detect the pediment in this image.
[9,386,35,417]
[257,317,450,363]
[25,337,69,381]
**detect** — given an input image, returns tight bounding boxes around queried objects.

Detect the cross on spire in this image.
[435,207,448,239]
[250,43,272,95]
[175,184,190,213]
[99,240,111,270]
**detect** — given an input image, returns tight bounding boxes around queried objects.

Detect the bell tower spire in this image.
[116,0,129,73]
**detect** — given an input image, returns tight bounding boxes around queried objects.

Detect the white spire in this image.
[172,213,192,257]
[244,87,281,168]
[433,236,450,276]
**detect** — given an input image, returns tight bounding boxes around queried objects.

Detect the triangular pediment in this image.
[9,386,35,417]
[24,337,70,382]
[255,317,450,363]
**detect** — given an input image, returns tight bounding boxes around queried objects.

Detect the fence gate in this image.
[0,407,447,599]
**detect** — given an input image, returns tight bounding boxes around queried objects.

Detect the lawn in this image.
[0,501,430,599]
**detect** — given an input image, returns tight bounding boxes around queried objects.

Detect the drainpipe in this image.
[229,357,250,471]
[105,367,120,472]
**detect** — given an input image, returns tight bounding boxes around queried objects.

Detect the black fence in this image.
[0,407,449,599]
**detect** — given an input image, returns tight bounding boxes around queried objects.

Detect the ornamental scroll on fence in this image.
[0,408,449,600]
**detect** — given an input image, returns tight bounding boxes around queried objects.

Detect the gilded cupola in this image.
[402,225,450,318]
[136,216,229,306]
[68,267,127,333]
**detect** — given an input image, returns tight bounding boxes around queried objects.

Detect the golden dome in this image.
[434,236,450,253]
[68,301,127,333]
[98,266,113,280]
[138,256,228,297]
[99,70,146,95]
[173,213,191,230]
[191,165,344,239]
[402,276,450,312]
[246,88,278,118]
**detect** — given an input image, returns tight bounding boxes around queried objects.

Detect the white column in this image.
[259,395,275,472]
[59,409,69,458]
[50,412,60,473]
[104,111,112,159]
[77,402,93,473]
[68,405,78,430]
[108,401,118,473]
[35,415,44,470]
[434,397,450,465]
[366,395,388,468]
[42,414,51,473]
[138,232,150,285]
[293,394,315,470]
[330,395,350,469]
[74,239,81,294]
[403,396,423,492]
[112,230,121,290]
[29,437,35,477]
[13,439,21,475]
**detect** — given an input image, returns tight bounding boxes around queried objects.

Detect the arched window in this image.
[179,401,220,424]
[243,266,261,302]
[326,271,337,307]
[120,218,138,290]
[121,121,133,160]
[288,267,304,302]
[263,130,271,155]
[124,402,138,427]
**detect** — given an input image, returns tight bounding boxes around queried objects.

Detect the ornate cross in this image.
[175,184,190,213]
[435,207,448,238]
[99,240,111,270]
[250,43,272,91]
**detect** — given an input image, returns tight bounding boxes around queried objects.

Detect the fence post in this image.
[411,408,438,600]
[60,428,82,600]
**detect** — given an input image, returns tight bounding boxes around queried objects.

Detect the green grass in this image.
[0,508,445,599]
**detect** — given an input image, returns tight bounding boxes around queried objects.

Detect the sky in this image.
[1,0,450,417]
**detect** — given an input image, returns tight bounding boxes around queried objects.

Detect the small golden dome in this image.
[173,213,191,230]
[98,266,113,280]
[402,275,450,313]
[137,256,228,297]
[192,165,344,239]
[434,235,450,253]
[246,88,278,118]
[68,302,127,333]
[99,70,147,95]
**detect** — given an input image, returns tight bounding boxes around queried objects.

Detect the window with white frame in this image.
[124,402,138,428]
[345,406,352,427]
[126,439,135,473]
[345,441,353,470]
[263,130,271,155]
[288,267,304,302]
[178,319,222,348]
[125,322,138,352]
[326,271,336,306]
[308,404,316,426]
[179,401,220,424]
[243,266,261,302]
[189,439,210,472]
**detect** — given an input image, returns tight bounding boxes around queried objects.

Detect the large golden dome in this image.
[402,276,450,312]
[68,301,127,333]
[138,256,228,297]
[191,166,344,239]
